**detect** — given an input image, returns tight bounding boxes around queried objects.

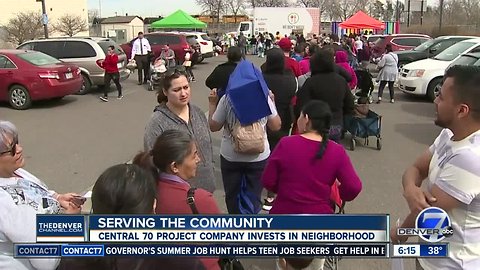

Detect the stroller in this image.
[344,110,382,151]
[354,68,375,104]
[148,59,167,91]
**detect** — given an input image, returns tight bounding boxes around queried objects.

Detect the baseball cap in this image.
[278,38,293,51]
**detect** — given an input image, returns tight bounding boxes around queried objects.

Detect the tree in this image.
[196,0,227,23]
[228,0,246,23]
[88,9,100,25]
[329,0,371,21]
[53,14,88,37]
[3,11,44,45]
[250,0,290,7]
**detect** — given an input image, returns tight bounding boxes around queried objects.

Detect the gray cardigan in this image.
[144,103,216,193]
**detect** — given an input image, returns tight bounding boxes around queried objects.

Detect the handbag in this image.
[186,188,245,270]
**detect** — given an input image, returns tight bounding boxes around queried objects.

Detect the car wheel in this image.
[427,77,442,102]
[9,85,32,110]
[77,74,92,95]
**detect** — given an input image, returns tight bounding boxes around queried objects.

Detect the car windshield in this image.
[413,39,436,51]
[434,41,475,61]
[98,40,125,55]
[451,54,480,66]
[17,51,61,66]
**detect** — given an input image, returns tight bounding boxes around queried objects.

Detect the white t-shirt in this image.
[0,169,60,270]
[212,95,278,162]
[419,128,480,270]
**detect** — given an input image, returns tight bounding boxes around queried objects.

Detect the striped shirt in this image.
[419,128,480,270]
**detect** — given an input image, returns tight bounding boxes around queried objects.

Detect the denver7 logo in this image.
[416,207,453,242]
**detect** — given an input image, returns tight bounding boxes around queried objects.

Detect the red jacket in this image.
[155,179,221,270]
[285,56,301,77]
[101,54,119,73]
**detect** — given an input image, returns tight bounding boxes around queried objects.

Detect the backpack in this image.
[230,120,265,154]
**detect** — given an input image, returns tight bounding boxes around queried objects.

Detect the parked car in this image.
[394,36,478,68]
[0,50,82,110]
[17,37,129,95]
[181,32,214,61]
[372,34,431,59]
[398,38,480,101]
[448,51,480,68]
[121,32,200,67]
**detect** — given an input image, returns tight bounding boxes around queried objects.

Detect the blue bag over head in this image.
[237,175,261,214]
[226,60,271,125]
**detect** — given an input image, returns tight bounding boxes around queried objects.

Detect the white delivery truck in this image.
[237,7,320,37]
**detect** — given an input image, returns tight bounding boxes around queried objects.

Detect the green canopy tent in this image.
[151,10,207,29]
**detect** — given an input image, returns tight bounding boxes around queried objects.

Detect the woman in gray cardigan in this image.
[144,72,216,193]
[376,44,399,103]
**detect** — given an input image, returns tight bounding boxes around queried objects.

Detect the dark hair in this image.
[301,100,332,159]
[306,43,319,56]
[263,48,285,74]
[284,257,314,269]
[138,31,143,35]
[108,45,114,50]
[444,65,480,121]
[310,49,335,75]
[133,130,195,176]
[385,44,393,53]
[157,72,188,104]
[227,46,242,63]
[294,43,306,54]
[357,96,369,104]
[91,164,156,214]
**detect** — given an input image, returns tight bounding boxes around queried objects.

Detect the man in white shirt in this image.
[131,31,151,85]
[393,65,480,270]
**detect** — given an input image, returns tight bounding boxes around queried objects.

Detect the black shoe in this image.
[99,96,108,102]
[137,82,142,85]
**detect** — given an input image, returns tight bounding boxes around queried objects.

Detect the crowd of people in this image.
[1,28,479,270]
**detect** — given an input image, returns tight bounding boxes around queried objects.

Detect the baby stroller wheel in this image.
[350,139,356,151]
[376,138,382,150]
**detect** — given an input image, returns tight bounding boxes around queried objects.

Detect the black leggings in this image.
[378,80,395,100]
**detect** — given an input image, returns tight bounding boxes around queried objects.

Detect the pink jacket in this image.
[335,51,357,90]
[299,56,310,75]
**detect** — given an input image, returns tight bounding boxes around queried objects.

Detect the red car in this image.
[371,34,431,59]
[0,50,82,110]
[121,32,201,65]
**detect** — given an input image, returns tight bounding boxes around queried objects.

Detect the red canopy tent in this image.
[339,11,385,30]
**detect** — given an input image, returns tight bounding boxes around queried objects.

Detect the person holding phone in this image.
[0,120,83,270]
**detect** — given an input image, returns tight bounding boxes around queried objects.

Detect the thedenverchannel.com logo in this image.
[397,207,454,243]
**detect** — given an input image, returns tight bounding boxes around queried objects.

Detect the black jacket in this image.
[263,71,297,149]
[205,62,238,90]
[295,72,355,127]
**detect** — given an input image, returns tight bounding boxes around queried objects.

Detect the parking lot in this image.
[0,54,441,270]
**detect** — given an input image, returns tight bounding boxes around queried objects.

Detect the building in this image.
[143,16,164,33]
[1,0,89,37]
[99,15,144,44]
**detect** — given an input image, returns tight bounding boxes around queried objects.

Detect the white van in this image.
[398,38,480,101]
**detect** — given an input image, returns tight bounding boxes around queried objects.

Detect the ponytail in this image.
[315,129,329,160]
[132,151,159,179]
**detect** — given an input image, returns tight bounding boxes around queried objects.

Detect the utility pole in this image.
[407,0,411,27]
[439,0,444,32]
[420,0,424,26]
[99,0,102,18]
[36,0,49,38]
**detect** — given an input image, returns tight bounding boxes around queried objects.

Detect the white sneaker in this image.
[100,96,108,102]
[390,99,395,103]
[117,95,124,100]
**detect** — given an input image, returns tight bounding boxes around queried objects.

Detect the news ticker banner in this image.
[15,243,389,258]
[36,215,389,243]
[392,243,448,257]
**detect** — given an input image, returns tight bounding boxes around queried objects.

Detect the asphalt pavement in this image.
[0,55,442,270]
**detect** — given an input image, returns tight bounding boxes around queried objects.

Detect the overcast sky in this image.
[87,0,202,18]
[88,0,439,18]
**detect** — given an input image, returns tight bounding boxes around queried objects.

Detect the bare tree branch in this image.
[196,0,227,23]
[228,0,246,23]
[53,14,88,37]
[3,11,44,45]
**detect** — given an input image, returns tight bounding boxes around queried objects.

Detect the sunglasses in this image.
[0,136,18,156]
[165,66,187,77]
